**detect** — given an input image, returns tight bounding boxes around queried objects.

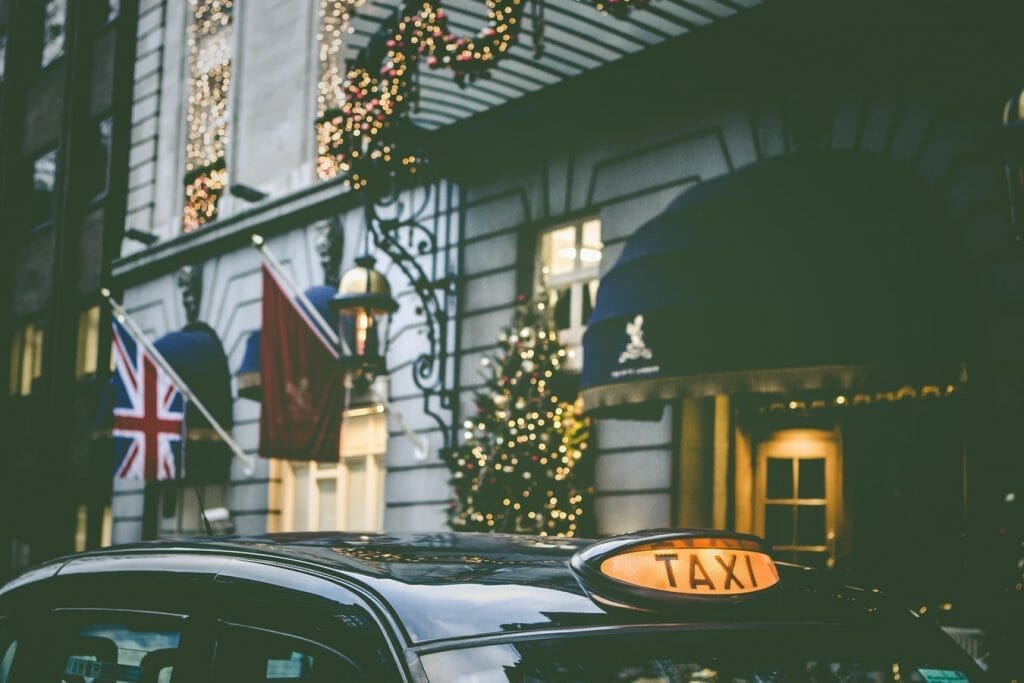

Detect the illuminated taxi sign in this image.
[571,530,779,608]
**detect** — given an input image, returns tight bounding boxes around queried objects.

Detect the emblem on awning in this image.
[618,314,654,364]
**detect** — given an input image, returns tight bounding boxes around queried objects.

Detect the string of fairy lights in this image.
[183,0,233,232]
[315,0,648,189]
[316,0,366,182]
[182,0,649,227]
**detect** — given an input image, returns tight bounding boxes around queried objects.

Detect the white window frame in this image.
[535,217,602,370]
[275,408,388,532]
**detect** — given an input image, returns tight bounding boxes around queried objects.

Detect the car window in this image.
[419,625,984,682]
[48,612,184,683]
[212,623,366,682]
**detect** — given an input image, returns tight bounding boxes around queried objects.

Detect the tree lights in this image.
[444,295,592,536]
[183,0,233,232]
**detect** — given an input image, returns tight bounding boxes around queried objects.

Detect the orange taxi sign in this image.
[600,543,778,596]
[572,530,779,608]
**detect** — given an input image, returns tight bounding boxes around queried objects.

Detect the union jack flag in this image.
[111,319,186,481]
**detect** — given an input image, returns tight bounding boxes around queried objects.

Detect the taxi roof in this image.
[2,531,910,644]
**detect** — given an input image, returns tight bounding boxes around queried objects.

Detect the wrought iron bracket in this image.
[364,183,458,453]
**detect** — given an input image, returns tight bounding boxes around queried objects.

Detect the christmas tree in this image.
[444,293,592,536]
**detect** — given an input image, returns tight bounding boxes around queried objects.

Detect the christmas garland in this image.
[318,0,647,189]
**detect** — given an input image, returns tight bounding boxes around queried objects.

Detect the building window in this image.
[278,409,387,532]
[182,0,233,232]
[315,0,362,181]
[29,148,58,227]
[83,116,113,200]
[74,504,112,552]
[8,323,44,397]
[41,0,66,67]
[754,429,841,569]
[537,218,602,370]
[75,306,101,380]
[158,483,228,536]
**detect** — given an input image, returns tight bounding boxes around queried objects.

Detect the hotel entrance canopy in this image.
[580,151,967,417]
[344,0,763,130]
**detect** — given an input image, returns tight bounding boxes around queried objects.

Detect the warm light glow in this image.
[182,0,233,231]
[355,309,371,357]
[600,542,779,596]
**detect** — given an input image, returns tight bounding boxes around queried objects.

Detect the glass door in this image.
[755,429,840,568]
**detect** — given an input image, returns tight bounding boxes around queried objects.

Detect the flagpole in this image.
[250,234,353,358]
[100,288,256,476]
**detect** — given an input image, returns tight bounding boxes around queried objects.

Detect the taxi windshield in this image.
[419,624,982,682]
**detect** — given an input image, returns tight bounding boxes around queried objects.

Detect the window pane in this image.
[31,150,58,226]
[796,504,826,546]
[317,478,337,530]
[340,411,387,457]
[212,625,365,681]
[552,287,572,331]
[106,0,120,23]
[798,458,826,499]
[8,327,23,396]
[764,503,793,548]
[292,464,311,531]
[31,325,44,380]
[55,616,181,683]
[10,324,45,397]
[74,504,88,553]
[42,0,66,66]
[345,457,368,531]
[76,306,100,380]
[83,118,113,200]
[580,218,602,266]
[766,458,793,500]
[543,226,577,277]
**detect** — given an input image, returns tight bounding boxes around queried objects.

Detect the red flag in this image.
[259,264,344,461]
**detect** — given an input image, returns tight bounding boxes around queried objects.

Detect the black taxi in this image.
[0,529,984,681]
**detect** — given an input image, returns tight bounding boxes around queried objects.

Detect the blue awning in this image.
[156,322,234,481]
[236,330,261,401]
[233,285,339,401]
[581,150,966,418]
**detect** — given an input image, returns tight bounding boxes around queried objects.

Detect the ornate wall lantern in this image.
[332,255,399,383]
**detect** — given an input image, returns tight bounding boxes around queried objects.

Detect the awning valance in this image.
[581,151,966,418]
[154,322,234,435]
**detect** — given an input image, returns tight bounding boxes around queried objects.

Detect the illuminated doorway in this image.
[755,428,841,568]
